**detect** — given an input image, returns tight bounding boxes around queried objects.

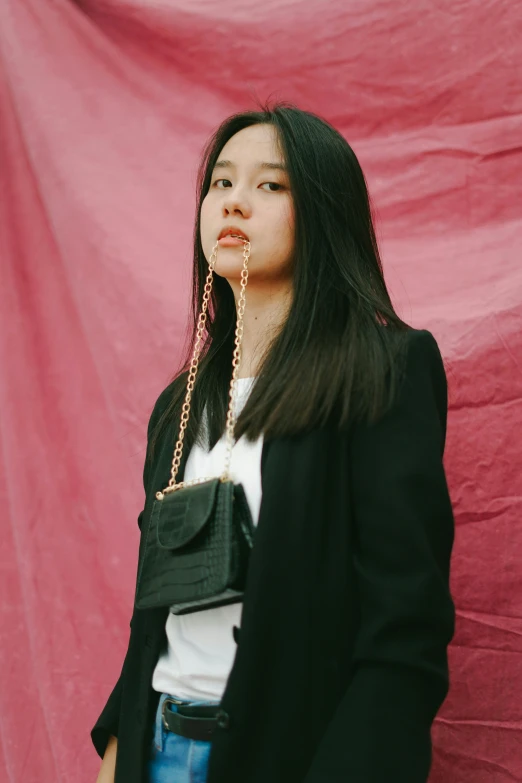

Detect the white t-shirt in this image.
[151,377,263,702]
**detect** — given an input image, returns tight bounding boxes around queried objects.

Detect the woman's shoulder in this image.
[388,325,445,370]
[390,326,449,428]
[141,372,189,490]
[402,326,446,376]
[146,370,188,438]
[388,323,439,347]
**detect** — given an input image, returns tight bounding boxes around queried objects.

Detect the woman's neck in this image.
[228,279,293,379]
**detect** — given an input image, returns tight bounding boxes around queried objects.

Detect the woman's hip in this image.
[147,692,221,783]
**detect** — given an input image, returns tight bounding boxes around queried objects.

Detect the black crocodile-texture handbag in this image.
[134,477,255,614]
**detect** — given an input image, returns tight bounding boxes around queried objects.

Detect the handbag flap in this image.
[155,478,221,550]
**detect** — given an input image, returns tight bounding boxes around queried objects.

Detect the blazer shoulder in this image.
[397,327,449,444]
[147,379,176,437]
[142,372,188,492]
[405,326,445,362]
[404,327,448,395]
[146,369,189,439]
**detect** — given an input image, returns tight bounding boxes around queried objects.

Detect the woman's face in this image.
[200,123,295,286]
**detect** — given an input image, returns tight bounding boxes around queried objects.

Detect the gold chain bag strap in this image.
[135,239,256,615]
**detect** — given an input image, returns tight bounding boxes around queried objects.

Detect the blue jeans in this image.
[147,692,219,783]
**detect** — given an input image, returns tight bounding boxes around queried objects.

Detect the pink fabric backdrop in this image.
[1,0,521,781]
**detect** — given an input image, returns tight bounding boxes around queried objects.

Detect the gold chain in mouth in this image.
[156,237,251,499]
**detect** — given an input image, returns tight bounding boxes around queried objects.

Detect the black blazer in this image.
[91,328,456,783]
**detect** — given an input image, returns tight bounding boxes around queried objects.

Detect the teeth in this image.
[220,233,248,241]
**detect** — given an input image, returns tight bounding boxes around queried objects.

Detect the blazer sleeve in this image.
[90,382,175,759]
[303,328,456,783]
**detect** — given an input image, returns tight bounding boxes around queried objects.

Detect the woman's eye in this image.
[260,182,283,192]
[213,178,283,192]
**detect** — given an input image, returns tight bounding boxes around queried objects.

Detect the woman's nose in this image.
[223,193,251,218]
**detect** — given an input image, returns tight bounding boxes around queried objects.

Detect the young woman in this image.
[92,102,456,783]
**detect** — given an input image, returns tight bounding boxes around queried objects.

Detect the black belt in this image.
[161,697,230,741]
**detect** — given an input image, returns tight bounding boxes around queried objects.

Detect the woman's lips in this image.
[218,236,247,247]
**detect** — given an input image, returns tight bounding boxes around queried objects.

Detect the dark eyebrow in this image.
[213,159,287,172]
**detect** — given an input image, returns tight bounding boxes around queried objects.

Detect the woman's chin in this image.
[213,260,254,279]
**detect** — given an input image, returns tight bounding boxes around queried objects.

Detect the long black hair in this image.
[150,99,411,458]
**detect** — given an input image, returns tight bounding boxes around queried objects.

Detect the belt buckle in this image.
[162,696,185,730]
